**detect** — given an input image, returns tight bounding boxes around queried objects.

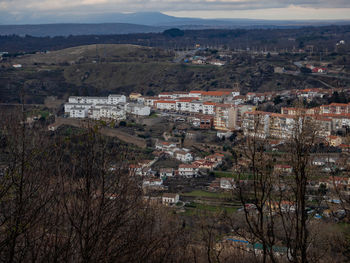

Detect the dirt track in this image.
[53,117,147,148]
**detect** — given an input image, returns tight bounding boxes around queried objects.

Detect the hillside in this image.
[12,44,174,65]
[1,44,349,104]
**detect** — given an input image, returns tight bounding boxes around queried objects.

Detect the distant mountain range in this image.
[0,23,163,37]
[1,12,350,37]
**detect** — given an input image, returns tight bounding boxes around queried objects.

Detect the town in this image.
[60,86,350,219]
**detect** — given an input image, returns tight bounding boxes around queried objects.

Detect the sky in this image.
[0,0,350,21]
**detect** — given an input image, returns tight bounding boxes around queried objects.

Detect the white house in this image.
[143,178,163,188]
[178,164,198,177]
[159,168,174,177]
[175,151,193,163]
[162,193,180,205]
[220,178,235,190]
[232,90,240,97]
[155,141,178,151]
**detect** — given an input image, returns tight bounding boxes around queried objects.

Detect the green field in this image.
[181,190,232,199]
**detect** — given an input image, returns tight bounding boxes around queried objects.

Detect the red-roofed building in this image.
[312,67,327,73]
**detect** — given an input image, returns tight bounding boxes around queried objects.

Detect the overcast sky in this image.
[1,0,350,20]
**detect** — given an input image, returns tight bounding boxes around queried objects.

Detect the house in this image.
[205,153,225,163]
[217,131,233,139]
[48,124,59,131]
[129,164,143,176]
[162,193,180,205]
[175,151,193,163]
[327,135,342,147]
[267,201,296,213]
[220,178,235,189]
[312,157,337,167]
[159,168,174,177]
[129,93,142,100]
[312,67,327,73]
[209,60,225,66]
[192,159,217,170]
[274,164,293,174]
[339,144,350,152]
[155,141,178,151]
[178,164,199,177]
[143,178,163,188]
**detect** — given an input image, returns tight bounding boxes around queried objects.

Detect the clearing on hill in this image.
[13,44,174,65]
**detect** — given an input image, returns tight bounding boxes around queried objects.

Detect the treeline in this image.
[1,25,350,53]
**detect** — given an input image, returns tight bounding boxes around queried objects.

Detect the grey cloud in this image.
[1,0,350,13]
[0,0,349,24]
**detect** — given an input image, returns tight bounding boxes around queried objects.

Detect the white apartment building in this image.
[68,95,126,105]
[189,101,203,113]
[176,100,191,112]
[99,107,126,120]
[126,103,151,116]
[69,107,89,118]
[108,95,127,105]
[65,94,127,120]
[68,96,108,104]
[203,102,216,115]
[189,91,203,98]
[154,100,177,111]
[64,103,93,113]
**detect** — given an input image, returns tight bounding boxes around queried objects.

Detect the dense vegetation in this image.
[0,25,350,53]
